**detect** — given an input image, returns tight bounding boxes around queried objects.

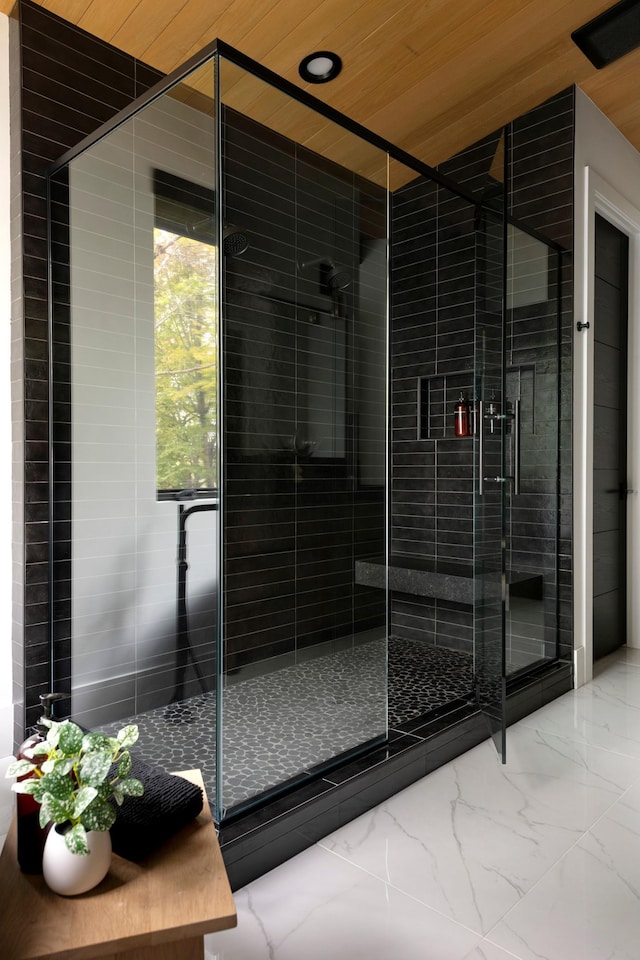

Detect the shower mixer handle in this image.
[477,398,520,496]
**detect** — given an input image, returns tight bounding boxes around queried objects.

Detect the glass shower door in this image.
[473,196,507,762]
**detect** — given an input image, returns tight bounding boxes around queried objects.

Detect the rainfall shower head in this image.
[326,263,352,292]
[223,224,249,257]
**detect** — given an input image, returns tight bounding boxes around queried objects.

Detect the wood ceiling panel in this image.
[6,0,640,178]
[414,42,588,166]
[109,0,190,54]
[41,0,92,19]
[317,0,603,158]
[313,0,542,124]
[140,0,266,73]
[76,0,147,45]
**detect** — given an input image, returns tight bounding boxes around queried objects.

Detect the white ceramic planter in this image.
[42,826,112,896]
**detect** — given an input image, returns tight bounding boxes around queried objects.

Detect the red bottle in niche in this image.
[453,393,471,437]
[15,693,63,873]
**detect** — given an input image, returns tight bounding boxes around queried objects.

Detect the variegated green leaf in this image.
[95,782,112,801]
[40,772,74,801]
[51,757,76,777]
[11,777,44,803]
[58,721,84,755]
[30,742,50,756]
[41,758,57,775]
[82,732,117,754]
[117,751,132,778]
[111,784,124,806]
[116,725,139,749]
[12,779,44,799]
[64,823,89,856]
[41,791,73,825]
[45,721,61,749]
[81,798,116,832]
[72,785,98,818]
[79,750,112,787]
[5,758,36,778]
[119,777,144,797]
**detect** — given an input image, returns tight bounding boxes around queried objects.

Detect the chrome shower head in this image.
[223,224,249,257]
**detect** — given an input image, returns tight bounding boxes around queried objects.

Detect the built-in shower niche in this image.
[418,372,476,440]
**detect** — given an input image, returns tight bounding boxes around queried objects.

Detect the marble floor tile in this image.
[462,944,523,960]
[518,674,640,758]
[488,779,640,960]
[586,659,640,704]
[205,844,482,960]
[318,724,640,934]
[608,646,640,669]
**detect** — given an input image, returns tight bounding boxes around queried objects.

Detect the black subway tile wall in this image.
[222,107,387,675]
[390,89,574,669]
[508,89,575,664]
[15,0,162,736]
[14,0,574,749]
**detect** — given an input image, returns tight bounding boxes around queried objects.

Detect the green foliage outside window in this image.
[154,228,218,493]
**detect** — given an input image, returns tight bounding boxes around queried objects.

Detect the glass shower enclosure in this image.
[47,40,562,823]
[48,42,389,820]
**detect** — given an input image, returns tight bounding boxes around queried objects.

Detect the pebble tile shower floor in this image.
[104,637,474,812]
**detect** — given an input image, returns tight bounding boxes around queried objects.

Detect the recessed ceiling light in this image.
[299,51,342,84]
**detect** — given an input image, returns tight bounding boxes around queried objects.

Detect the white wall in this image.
[67,93,218,726]
[573,88,640,686]
[0,14,13,755]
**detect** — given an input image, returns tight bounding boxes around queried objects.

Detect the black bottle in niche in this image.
[15,693,64,873]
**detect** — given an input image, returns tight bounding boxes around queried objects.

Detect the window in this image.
[153,171,218,499]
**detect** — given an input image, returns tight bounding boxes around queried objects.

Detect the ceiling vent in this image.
[572,0,640,69]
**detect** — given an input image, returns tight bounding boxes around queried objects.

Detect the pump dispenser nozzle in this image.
[38,692,64,722]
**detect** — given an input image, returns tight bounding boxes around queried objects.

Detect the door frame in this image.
[574,166,640,685]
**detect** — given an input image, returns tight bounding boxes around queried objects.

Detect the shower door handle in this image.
[513,399,521,496]
[478,399,484,496]
[477,400,502,494]
[478,398,514,496]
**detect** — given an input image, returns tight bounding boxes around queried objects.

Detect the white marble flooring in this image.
[206,647,640,960]
[2,651,640,959]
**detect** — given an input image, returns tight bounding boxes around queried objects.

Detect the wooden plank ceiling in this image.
[5,0,640,183]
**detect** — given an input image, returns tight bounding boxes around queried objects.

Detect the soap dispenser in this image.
[453,393,471,437]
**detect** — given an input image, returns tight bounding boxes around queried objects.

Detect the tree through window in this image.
[154,227,217,494]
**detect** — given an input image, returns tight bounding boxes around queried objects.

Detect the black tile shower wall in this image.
[15,0,163,735]
[508,89,575,663]
[390,88,574,661]
[391,178,478,655]
[222,107,387,674]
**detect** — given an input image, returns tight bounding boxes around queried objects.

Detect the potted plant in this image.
[7,718,144,894]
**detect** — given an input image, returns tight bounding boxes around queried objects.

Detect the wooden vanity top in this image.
[0,769,236,960]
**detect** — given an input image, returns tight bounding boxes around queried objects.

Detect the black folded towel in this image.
[109,755,204,861]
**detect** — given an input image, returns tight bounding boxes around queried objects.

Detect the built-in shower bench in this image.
[355,555,543,606]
